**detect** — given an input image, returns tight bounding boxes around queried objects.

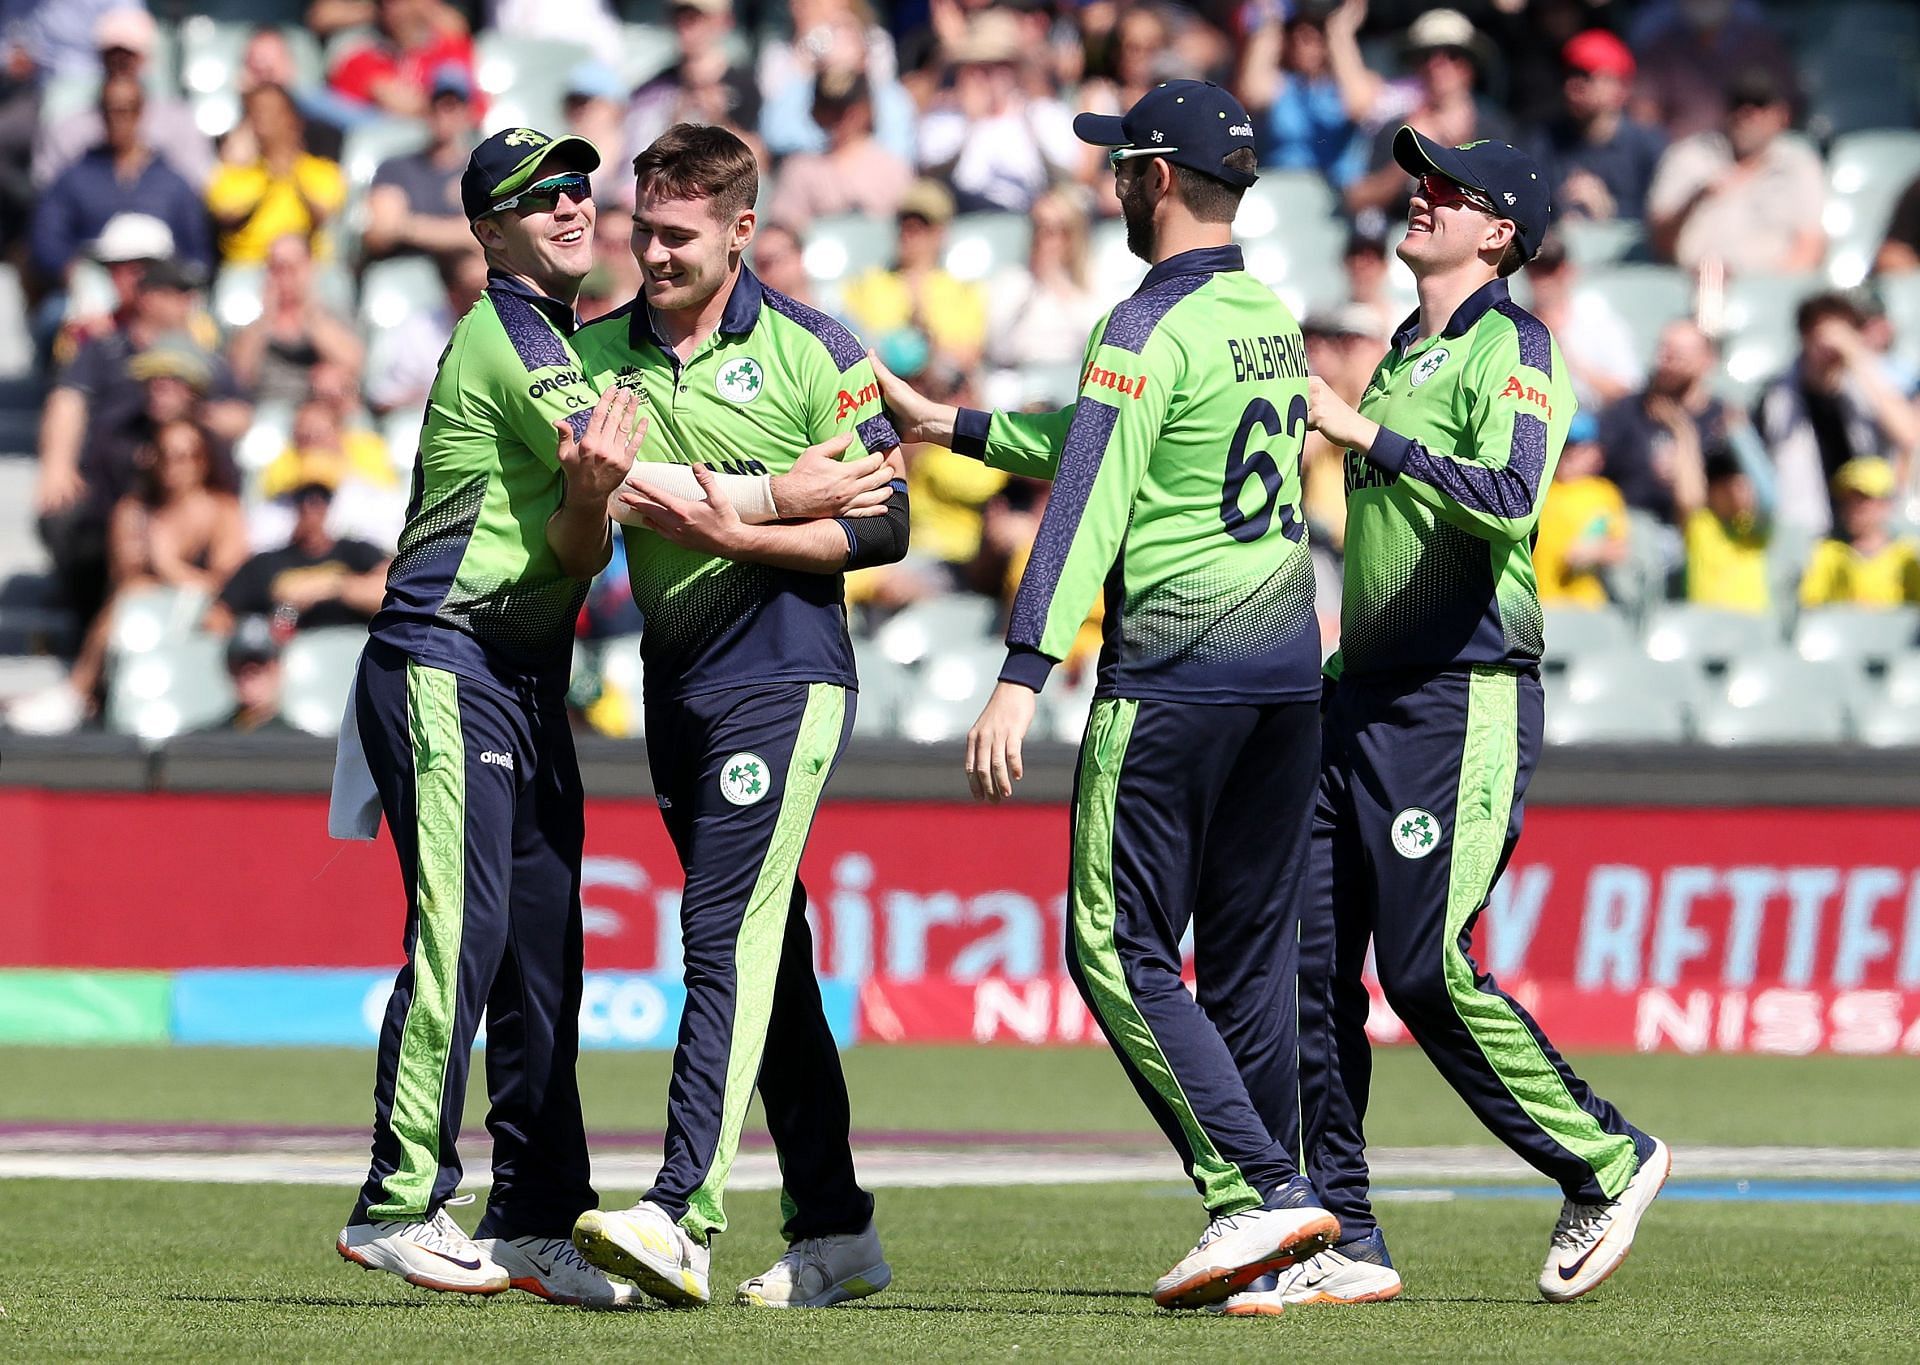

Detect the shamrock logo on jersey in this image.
[716,357,765,404]
[1410,348,1450,388]
[720,751,771,806]
[1390,808,1441,859]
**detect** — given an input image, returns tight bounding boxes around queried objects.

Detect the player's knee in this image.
[1376,956,1452,1025]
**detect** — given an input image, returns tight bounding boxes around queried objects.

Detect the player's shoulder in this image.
[1095,270,1217,357]
[573,298,641,359]
[758,284,867,374]
[1476,292,1557,376]
[454,286,575,379]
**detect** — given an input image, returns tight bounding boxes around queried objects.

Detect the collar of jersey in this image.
[627,265,766,359]
[1390,277,1510,356]
[1135,244,1244,294]
[484,269,580,335]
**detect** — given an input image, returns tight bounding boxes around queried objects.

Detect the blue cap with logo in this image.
[1392,125,1551,261]
[1073,79,1260,188]
[459,125,600,222]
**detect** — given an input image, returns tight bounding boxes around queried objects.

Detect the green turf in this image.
[3,1045,1917,1149]
[1,1178,1914,1363]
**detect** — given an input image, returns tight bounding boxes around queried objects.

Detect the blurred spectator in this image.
[207,84,347,266]
[765,70,911,231]
[1235,0,1383,190]
[1877,173,1920,277]
[1521,236,1642,409]
[562,62,630,209]
[484,0,620,52]
[982,188,1103,410]
[327,0,477,121]
[1522,30,1665,223]
[1684,444,1771,612]
[228,234,365,407]
[748,222,816,308]
[36,271,248,630]
[1535,411,1628,607]
[0,37,31,255]
[252,395,404,551]
[625,0,761,153]
[48,210,171,368]
[577,201,642,324]
[238,27,347,160]
[1338,225,1398,337]
[1756,292,1920,539]
[1300,303,1387,555]
[1799,457,1920,607]
[758,0,913,163]
[1345,10,1513,222]
[1599,319,1727,526]
[30,75,212,288]
[222,615,291,733]
[1079,4,1175,120]
[917,9,1078,215]
[364,248,487,415]
[209,461,390,638]
[994,476,1103,679]
[842,179,987,372]
[362,64,475,262]
[1645,68,1823,276]
[2,0,142,79]
[32,9,213,191]
[9,417,247,735]
[1631,0,1798,142]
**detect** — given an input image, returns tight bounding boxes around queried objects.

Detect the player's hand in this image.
[770,433,892,519]
[868,348,957,447]
[557,384,645,503]
[617,462,748,555]
[965,681,1036,804]
[1306,375,1377,453]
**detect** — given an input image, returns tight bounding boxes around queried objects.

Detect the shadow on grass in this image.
[164,1294,442,1311]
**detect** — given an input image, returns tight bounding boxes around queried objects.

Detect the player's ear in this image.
[732,208,756,257]
[1486,216,1516,256]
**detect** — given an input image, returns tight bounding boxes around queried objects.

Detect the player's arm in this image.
[869,344,1072,480]
[548,385,646,578]
[1309,331,1562,543]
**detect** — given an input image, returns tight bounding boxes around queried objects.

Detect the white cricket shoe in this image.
[1209,1232,1404,1315]
[479,1234,643,1308]
[1152,1202,1339,1310]
[337,1205,510,1294]
[737,1222,892,1308]
[1539,1137,1672,1303]
[572,1200,710,1307]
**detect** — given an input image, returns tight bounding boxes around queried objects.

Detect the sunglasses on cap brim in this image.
[1108,146,1177,170]
[1417,173,1501,216]
[489,171,593,216]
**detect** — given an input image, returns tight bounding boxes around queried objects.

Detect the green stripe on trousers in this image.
[682,683,846,1239]
[1445,666,1638,1199]
[368,662,468,1220]
[1069,698,1262,1216]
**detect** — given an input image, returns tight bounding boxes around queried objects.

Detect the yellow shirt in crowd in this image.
[1534,475,1626,608]
[206,155,348,264]
[1685,509,1771,613]
[1798,537,1920,607]
[840,268,987,362]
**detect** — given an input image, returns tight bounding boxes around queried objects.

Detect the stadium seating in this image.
[597,633,646,737]
[1792,606,1920,673]
[1558,218,1646,268]
[212,262,355,331]
[802,214,896,288]
[279,626,365,737]
[616,22,678,89]
[943,213,1032,283]
[106,636,232,740]
[897,640,1002,743]
[873,594,999,669]
[0,266,30,381]
[1717,272,1824,405]
[1824,129,1920,287]
[1545,689,1689,745]
[358,257,444,333]
[1693,648,1861,745]
[1642,604,1781,670]
[1573,265,1692,372]
[474,34,595,133]
[1856,703,1920,747]
[1541,605,1634,670]
[849,641,908,738]
[108,586,211,659]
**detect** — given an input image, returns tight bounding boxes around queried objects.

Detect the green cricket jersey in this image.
[1331,278,1573,679]
[572,268,899,698]
[369,272,596,691]
[951,244,1320,702]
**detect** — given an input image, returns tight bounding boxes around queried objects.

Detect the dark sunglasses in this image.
[490,171,592,216]
[1417,173,1498,216]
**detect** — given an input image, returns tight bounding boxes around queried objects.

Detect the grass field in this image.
[3,1046,1917,1362]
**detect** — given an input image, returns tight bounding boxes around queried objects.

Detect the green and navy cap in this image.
[1392,125,1551,260]
[460,125,600,221]
[1073,79,1260,188]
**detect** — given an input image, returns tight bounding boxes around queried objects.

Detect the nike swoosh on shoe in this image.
[419,1246,484,1272]
[1557,1241,1605,1281]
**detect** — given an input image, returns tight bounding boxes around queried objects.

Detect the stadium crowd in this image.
[2,0,1919,740]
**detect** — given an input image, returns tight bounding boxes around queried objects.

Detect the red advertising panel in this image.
[3,791,1917,1053]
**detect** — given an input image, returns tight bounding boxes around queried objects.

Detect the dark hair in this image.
[632,122,758,222]
[1795,290,1864,336]
[136,418,213,506]
[1703,443,1744,483]
[1174,148,1259,224]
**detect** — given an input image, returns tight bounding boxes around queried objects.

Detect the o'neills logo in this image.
[834,381,879,419]
[1082,362,1147,399]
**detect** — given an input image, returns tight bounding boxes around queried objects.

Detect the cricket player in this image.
[1265,128,1669,1312]
[872,81,1336,1311]
[566,124,909,1310]
[332,126,885,1308]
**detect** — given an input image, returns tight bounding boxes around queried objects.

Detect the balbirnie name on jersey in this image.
[1227,332,1309,384]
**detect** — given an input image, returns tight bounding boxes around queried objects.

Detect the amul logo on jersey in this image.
[1082,362,1147,399]
[1501,375,1553,417]
[834,380,880,420]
